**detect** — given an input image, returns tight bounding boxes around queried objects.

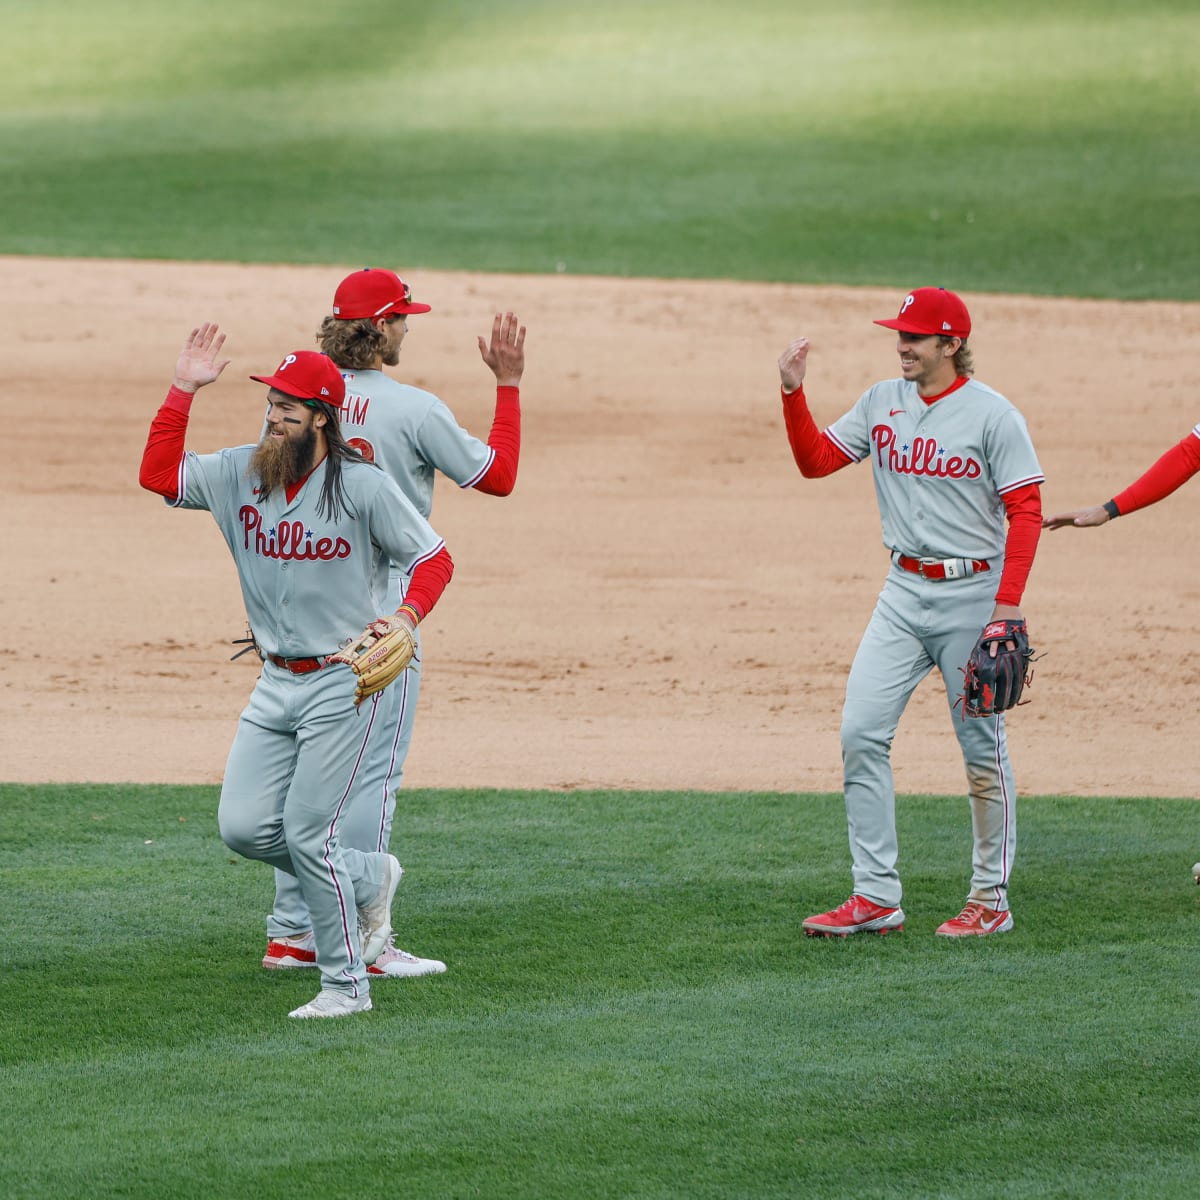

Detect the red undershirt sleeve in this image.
[139,386,195,499]
[400,545,454,620]
[1111,431,1200,516]
[781,386,853,477]
[995,483,1042,607]
[473,386,521,496]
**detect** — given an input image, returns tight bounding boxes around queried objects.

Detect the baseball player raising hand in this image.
[778,288,1045,938]
[139,323,456,1018]
[260,268,527,979]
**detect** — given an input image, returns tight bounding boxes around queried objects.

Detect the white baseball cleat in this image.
[368,937,447,978]
[358,854,404,963]
[1192,862,1200,886]
[288,989,372,1019]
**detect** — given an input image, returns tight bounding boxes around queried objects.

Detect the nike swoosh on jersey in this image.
[889,408,905,416]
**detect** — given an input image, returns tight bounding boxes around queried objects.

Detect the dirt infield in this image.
[4,256,1198,797]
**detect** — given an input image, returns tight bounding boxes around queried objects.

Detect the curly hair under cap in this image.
[316,315,389,370]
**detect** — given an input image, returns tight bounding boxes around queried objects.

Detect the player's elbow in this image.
[138,460,175,498]
[473,472,517,497]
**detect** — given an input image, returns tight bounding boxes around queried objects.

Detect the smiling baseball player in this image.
[778,288,1044,937]
[139,324,455,1017]
[261,268,526,978]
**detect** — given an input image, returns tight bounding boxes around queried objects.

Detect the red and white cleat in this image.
[261,932,317,969]
[935,902,1013,937]
[802,894,905,938]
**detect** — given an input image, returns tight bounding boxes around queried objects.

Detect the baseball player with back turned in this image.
[777,288,1045,937]
[1042,421,1200,886]
[261,268,526,978]
[139,323,454,1018]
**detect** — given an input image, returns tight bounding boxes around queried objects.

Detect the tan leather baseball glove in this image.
[329,615,416,706]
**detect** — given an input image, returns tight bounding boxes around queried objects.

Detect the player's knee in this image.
[840,701,892,758]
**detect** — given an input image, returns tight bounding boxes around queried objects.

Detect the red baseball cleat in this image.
[935,902,1013,937]
[802,894,905,938]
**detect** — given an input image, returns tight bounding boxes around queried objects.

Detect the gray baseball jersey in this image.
[170,445,443,656]
[825,377,1044,560]
[337,371,494,520]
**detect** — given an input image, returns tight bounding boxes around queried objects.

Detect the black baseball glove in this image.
[959,619,1034,718]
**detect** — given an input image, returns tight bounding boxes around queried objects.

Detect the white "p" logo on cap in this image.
[899,294,916,315]
[281,354,297,370]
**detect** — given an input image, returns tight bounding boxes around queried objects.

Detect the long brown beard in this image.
[250,424,318,493]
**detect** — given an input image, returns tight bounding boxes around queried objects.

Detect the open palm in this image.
[175,322,231,390]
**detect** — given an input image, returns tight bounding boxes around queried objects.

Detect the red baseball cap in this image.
[874,287,971,338]
[250,351,346,406]
[331,268,432,320]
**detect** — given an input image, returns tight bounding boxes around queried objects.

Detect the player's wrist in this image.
[1102,499,1120,519]
[396,602,422,627]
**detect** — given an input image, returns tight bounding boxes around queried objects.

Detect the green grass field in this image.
[2,784,1197,1199]
[1,0,1197,296]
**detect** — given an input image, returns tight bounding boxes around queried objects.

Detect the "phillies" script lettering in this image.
[870,425,981,479]
[238,507,352,560]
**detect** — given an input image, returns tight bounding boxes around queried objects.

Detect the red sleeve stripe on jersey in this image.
[460,446,497,489]
[405,538,447,574]
[996,473,1046,495]
[821,429,861,464]
[169,457,188,507]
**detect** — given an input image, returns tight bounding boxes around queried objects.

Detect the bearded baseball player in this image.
[261,268,526,978]
[1043,422,1200,886]
[778,288,1044,937]
[139,323,455,1018]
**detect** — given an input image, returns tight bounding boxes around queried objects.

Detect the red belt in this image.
[268,653,334,675]
[894,554,989,581]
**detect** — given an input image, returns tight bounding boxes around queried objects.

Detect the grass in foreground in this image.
[1,784,1197,1199]
[0,0,1197,297]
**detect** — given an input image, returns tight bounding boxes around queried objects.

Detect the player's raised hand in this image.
[478,312,526,387]
[778,336,810,393]
[1042,505,1111,530]
[174,322,231,393]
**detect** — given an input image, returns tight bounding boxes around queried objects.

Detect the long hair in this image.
[309,400,375,521]
[316,315,389,370]
[938,335,975,377]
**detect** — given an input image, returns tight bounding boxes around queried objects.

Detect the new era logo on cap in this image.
[874,287,971,338]
[332,268,433,320]
[249,350,346,406]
